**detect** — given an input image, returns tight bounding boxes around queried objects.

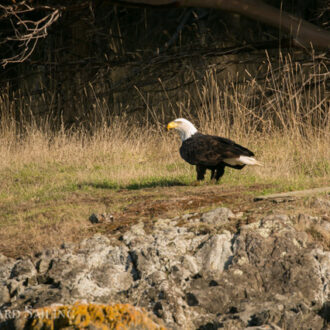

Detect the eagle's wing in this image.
[180,133,254,166]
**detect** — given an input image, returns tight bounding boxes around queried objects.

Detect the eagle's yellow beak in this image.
[167,121,178,130]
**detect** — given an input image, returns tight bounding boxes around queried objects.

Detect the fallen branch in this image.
[116,0,330,50]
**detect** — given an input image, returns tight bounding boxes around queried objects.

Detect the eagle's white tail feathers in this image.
[224,156,263,167]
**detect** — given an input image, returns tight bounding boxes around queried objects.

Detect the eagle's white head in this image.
[167,118,198,141]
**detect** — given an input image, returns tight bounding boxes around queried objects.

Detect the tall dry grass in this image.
[0,54,329,188]
[0,54,329,257]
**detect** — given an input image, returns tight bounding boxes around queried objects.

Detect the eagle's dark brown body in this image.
[180,132,254,181]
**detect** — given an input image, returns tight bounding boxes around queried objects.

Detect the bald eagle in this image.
[167,118,262,181]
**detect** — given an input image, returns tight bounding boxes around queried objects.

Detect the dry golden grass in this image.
[0,55,329,256]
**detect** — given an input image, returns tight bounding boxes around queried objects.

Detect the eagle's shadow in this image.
[83,179,187,190]
[125,180,187,190]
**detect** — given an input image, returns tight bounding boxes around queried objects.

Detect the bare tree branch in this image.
[0,3,61,67]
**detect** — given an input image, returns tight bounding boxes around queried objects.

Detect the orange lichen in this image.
[23,302,166,329]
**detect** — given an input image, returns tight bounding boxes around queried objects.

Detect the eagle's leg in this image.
[210,169,216,180]
[196,165,206,181]
[215,164,225,181]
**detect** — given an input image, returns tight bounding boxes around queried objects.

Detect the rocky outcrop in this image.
[0,207,329,329]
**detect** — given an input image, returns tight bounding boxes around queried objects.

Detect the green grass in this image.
[0,157,326,224]
[1,51,329,256]
[0,144,328,257]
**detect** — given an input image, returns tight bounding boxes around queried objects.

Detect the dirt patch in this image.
[1,184,329,258]
[88,184,329,249]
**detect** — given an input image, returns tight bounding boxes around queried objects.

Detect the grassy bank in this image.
[0,56,329,256]
[0,119,328,256]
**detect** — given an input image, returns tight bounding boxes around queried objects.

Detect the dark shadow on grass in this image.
[82,182,119,190]
[82,179,188,190]
[125,179,187,190]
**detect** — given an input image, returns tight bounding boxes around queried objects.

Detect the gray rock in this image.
[0,208,329,330]
[196,231,234,272]
[0,286,10,305]
[180,255,199,275]
[0,255,15,280]
[89,213,114,224]
[296,213,330,232]
[35,258,51,273]
[6,279,25,298]
[201,207,235,225]
[10,259,37,281]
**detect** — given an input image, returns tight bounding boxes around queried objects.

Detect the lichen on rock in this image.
[1,302,165,329]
